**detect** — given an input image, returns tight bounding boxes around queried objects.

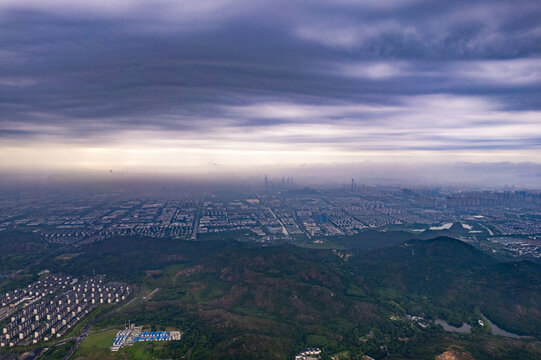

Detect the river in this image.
[436,315,529,339]
[435,319,471,334]
[481,313,530,339]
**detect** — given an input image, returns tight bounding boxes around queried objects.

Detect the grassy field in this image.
[40,341,76,360]
[73,329,119,358]
[72,329,183,360]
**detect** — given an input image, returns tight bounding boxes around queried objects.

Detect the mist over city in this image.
[1,0,540,359]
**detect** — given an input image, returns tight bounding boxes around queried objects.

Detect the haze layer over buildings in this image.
[1,180,539,260]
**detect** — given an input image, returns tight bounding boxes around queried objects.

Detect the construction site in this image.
[110,324,182,351]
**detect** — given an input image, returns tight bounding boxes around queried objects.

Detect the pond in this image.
[482,313,529,339]
[436,315,530,339]
[435,319,472,334]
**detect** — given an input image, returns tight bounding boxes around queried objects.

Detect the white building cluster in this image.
[0,275,130,347]
[295,347,321,360]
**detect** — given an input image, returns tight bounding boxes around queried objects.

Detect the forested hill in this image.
[18,234,541,341]
[3,232,541,359]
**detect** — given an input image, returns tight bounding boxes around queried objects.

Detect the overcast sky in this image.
[1,0,540,174]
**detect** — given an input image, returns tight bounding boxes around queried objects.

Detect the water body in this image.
[435,319,472,334]
[429,223,453,230]
[482,314,529,339]
[461,223,472,230]
[479,223,494,235]
[437,316,529,339]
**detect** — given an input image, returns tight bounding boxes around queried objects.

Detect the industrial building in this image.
[110,325,182,351]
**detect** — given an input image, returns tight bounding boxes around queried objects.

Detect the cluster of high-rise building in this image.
[404,189,541,208]
[0,275,130,347]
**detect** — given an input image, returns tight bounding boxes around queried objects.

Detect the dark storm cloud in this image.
[0,0,540,154]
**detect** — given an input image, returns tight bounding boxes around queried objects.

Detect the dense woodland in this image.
[2,231,541,359]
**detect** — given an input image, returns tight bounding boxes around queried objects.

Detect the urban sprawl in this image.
[1,182,540,259]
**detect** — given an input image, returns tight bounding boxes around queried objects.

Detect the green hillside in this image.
[3,233,541,359]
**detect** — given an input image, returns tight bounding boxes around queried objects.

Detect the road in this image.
[266,206,290,237]
[480,223,495,236]
[278,196,311,240]
[62,317,98,360]
[191,195,206,240]
[142,287,160,301]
